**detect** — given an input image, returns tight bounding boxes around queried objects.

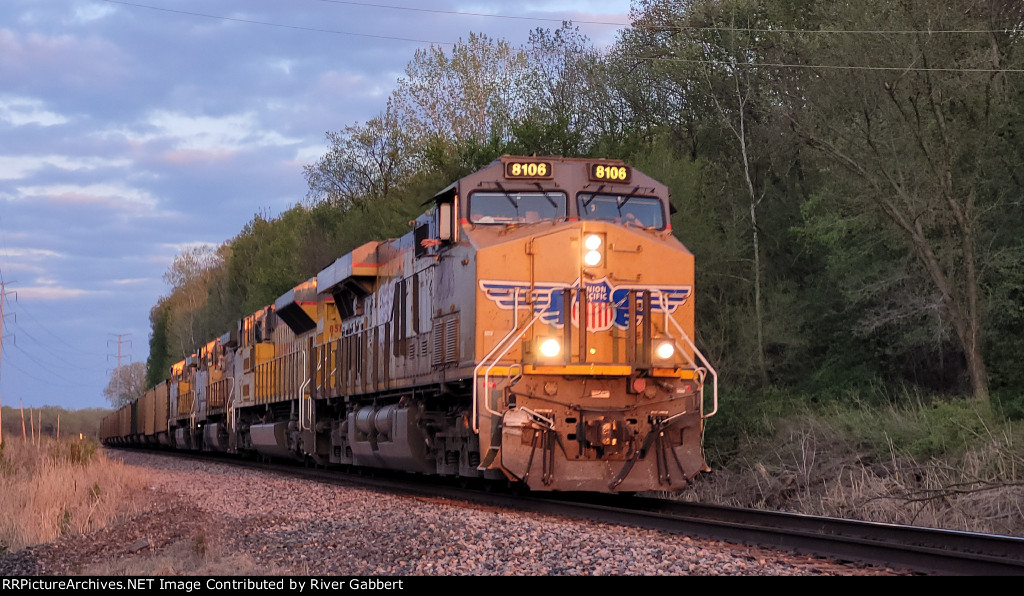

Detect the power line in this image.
[7,319,100,372]
[106,0,1023,36]
[9,342,83,387]
[99,1,1024,74]
[100,0,456,46]
[309,0,628,27]
[11,301,101,360]
[624,53,1024,74]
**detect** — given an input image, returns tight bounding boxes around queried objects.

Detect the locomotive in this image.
[100,156,718,493]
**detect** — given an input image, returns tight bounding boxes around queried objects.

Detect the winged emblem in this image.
[480,278,692,331]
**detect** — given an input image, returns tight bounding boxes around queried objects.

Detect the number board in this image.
[504,160,553,180]
[589,163,631,184]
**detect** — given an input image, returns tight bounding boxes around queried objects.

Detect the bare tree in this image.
[103,361,147,408]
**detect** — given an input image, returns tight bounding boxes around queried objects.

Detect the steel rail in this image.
[553,493,1024,576]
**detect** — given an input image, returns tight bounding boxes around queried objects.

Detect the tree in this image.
[303,104,414,211]
[146,300,172,388]
[103,361,147,408]
[791,0,1024,401]
[162,244,224,360]
[390,33,530,154]
[613,0,817,386]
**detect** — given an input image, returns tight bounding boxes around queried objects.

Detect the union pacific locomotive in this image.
[100,156,718,493]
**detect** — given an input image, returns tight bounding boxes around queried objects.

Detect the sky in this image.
[0,0,634,411]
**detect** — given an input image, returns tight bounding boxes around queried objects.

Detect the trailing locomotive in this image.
[100,156,718,493]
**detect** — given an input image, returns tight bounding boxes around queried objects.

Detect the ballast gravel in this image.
[1,450,907,576]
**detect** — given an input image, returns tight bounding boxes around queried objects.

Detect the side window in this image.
[415,223,429,258]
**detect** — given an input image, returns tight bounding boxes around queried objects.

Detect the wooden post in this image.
[20,399,25,441]
[29,407,34,443]
[56,414,60,441]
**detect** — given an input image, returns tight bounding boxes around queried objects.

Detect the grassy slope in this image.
[688,391,1024,537]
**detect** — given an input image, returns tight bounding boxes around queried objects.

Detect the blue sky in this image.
[0,0,633,410]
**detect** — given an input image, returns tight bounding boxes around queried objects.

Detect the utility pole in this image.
[0,281,16,446]
[107,333,132,405]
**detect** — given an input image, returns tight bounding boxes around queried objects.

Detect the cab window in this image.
[469,191,567,224]
[577,193,665,229]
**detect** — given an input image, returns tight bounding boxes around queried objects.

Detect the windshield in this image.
[577,193,665,229]
[469,191,567,224]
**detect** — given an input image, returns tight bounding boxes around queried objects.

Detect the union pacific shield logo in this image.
[571,278,616,332]
[478,277,691,331]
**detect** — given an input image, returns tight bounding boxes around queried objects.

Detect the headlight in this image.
[655,341,675,361]
[539,338,561,358]
[582,233,604,267]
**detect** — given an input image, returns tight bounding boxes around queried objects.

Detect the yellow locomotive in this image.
[101,156,718,493]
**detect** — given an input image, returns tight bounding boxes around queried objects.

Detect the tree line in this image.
[142,0,1024,416]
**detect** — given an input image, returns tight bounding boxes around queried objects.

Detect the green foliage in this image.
[0,406,110,442]
[48,438,98,466]
[146,302,172,388]
[831,395,1003,462]
[701,387,810,467]
[711,389,1020,475]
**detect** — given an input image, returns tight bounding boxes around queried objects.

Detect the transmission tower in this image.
[0,281,16,445]
[107,333,132,405]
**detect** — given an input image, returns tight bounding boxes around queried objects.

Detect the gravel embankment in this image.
[1,450,908,576]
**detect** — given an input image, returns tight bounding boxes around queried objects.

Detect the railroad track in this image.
[553,493,1024,576]
[114,448,1024,575]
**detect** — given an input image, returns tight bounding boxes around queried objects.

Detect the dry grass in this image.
[0,439,149,552]
[682,400,1024,537]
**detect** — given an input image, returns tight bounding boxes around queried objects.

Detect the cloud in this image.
[122,111,302,157]
[71,2,115,24]
[2,247,64,261]
[12,182,158,211]
[0,95,68,127]
[291,144,328,165]
[0,29,126,88]
[159,240,222,255]
[0,154,131,180]
[16,283,106,301]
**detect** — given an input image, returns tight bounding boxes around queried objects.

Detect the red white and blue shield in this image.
[571,279,616,332]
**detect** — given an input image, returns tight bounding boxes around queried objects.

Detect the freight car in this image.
[101,156,718,493]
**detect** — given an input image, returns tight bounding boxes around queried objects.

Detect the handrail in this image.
[298,348,312,431]
[659,293,718,419]
[481,310,545,421]
[472,288,529,433]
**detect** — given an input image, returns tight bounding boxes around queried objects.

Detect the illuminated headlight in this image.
[583,234,604,267]
[539,338,561,358]
[655,341,675,361]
